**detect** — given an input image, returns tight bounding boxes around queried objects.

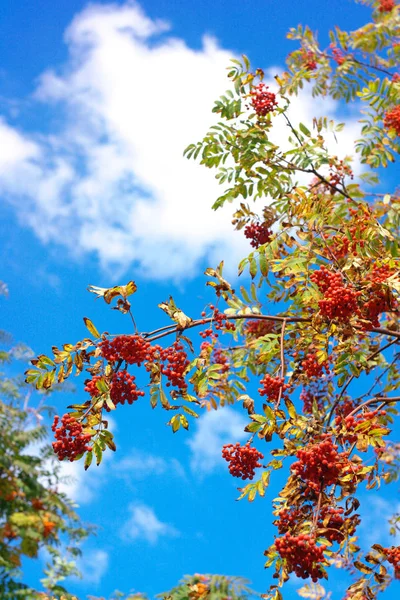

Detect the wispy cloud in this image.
[187,406,247,476]
[121,503,179,544]
[358,494,400,548]
[75,548,109,585]
[115,448,185,480]
[0,1,361,282]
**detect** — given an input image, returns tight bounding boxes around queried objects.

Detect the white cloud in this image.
[358,494,400,548]
[0,1,361,281]
[115,448,185,480]
[75,548,109,585]
[187,406,247,476]
[121,503,179,544]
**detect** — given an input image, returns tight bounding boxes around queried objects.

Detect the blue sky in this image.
[1,0,399,598]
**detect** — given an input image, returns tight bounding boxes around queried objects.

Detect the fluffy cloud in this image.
[0,1,361,281]
[121,503,179,544]
[187,406,247,476]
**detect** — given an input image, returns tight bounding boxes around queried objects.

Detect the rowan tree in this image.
[26,1,400,599]
[0,328,90,599]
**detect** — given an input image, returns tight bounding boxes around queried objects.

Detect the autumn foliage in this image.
[25,1,400,599]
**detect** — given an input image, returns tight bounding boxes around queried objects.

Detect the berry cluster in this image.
[274,534,327,581]
[302,51,317,71]
[274,507,305,534]
[244,222,272,248]
[99,335,154,366]
[245,319,275,339]
[379,0,396,13]
[291,435,352,492]
[318,505,359,544]
[84,371,145,408]
[300,387,324,414]
[222,442,264,480]
[249,83,278,117]
[330,44,346,65]
[335,409,387,445]
[310,267,361,321]
[301,351,330,379]
[384,546,400,579]
[52,414,93,461]
[328,159,354,189]
[259,374,290,403]
[384,106,400,136]
[159,341,190,390]
[212,347,230,374]
[199,307,235,339]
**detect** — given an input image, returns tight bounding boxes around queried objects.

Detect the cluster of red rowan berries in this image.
[310,267,361,321]
[199,307,235,339]
[244,319,275,339]
[274,533,327,581]
[52,414,93,461]
[159,341,190,390]
[318,505,345,543]
[335,408,387,445]
[99,334,154,366]
[328,159,354,188]
[274,507,305,534]
[84,371,145,409]
[249,83,278,117]
[259,374,290,403]
[301,351,330,379]
[212,347,230,374]
[300,387,324,414]
[328,223,367,260]
[244,222,272,248]
[393,73,400,83]
[222,442,264,480]
[291,435,350,492]
[384,546,400,579]
[302,50,317,71]
[330,44,346,65]
[384,106,400,136]
[379,0,396,13]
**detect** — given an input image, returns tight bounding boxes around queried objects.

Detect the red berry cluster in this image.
[318,505,345,543]
[379,0,396,13]
[384,546,400,579]
[52,414,93,461]
[330,44,346,65]
[310,267,361,321]
[301,351,330,379]
[319,505,359,544]
[199,307,235,339]
[258,374,290,403]
[222,443,264,480]
[302,51,317,71]
[84,371,144,408]
[328,159,354,189]
[328,221,367,260]
[335,409,387,445]
[300,387,324,414]
[274,507,305,534]
[159,341,190,390]
[212,347,230,373]
[384,106,400,136]
[393,73,400,83]
[99,335,154,366]
[244,222,272,248]
[244,319,275,339]
[249,83,278,117]
[291,435,351,492]
[274,533,327,581]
